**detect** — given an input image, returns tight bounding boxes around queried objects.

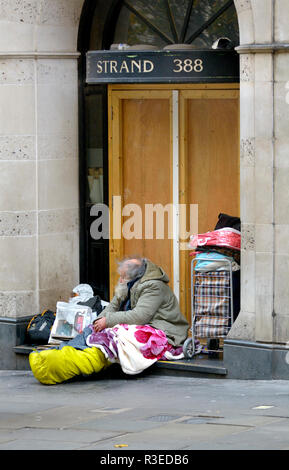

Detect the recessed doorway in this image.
[108,83,239,321]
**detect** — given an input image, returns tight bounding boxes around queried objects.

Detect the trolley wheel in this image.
[183,337,195,359]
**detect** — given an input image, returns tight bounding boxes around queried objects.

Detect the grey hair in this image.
[117,256,146,281]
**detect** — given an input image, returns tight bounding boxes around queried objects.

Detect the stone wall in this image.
[228,0,289,346]
[0,1,85,366]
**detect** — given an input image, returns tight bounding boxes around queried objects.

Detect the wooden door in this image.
[179,88,240,320]
[108,89,174,295]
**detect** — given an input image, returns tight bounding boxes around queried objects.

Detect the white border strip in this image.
[0,52,81,59]
[172,90,180,301]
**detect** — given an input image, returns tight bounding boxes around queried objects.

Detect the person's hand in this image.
[93,317,106,333]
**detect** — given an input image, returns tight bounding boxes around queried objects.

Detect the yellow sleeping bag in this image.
[29,346,111,385]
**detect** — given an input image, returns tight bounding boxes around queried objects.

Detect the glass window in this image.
[85,92,104,205]
[113,6,169,48]
[81,86,109,300]
[114,0,171,47]
[186,3,239,47]
[111,0,239,49]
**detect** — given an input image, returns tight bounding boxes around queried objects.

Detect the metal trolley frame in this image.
[183,257,234,359]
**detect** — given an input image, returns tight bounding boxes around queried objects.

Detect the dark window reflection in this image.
[85,93,104,205]
[102,0,239,49]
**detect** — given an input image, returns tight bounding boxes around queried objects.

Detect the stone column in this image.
[0,0,85,369]
[0,56,38,368]
[225,0,289,378]
[273,0,289,347]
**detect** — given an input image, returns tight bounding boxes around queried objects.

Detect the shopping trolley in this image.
[183,257,235,359]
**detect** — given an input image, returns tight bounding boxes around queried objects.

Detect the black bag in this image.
[214,213,241,232]
[76,295,104,316]
[26,310,56,345]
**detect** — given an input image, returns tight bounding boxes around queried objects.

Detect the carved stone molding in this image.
[236,43,289,54]
[0,52,80,59]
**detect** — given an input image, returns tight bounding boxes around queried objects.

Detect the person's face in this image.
[118,266,129,284]
[115,266,130,298]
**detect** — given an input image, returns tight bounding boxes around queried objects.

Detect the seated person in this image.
[29,256,189,385]
[93,256,189,348]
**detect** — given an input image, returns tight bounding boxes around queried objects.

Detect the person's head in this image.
[114,256,146,297]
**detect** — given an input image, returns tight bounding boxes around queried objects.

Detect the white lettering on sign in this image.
[96,59,155,74]
[94,57,204,76]
[143,60,154,72]
[173,58,203,73]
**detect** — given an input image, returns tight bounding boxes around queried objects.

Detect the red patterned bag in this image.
[190,228,241,251]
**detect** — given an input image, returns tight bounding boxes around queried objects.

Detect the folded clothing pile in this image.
[190,213,241,338]
[190,213,241,272]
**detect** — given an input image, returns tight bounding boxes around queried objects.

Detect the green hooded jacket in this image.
[99,259,189,347]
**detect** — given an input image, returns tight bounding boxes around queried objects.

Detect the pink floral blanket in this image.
[86,324,184,375]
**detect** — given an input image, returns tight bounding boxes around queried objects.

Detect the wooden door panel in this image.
[122,98,172,281]
[186,97,239,234]
[109,89,173,295]
[179,89,240,321]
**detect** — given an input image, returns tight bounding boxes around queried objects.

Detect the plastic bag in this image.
[69,284,94,303]
[49,302,93,345]
[190,228,241,251]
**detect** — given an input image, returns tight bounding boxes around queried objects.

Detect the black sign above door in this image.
[86,49,239,84]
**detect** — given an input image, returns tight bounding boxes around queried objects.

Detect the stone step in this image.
[152,357,227,378]
[14,344,227,378]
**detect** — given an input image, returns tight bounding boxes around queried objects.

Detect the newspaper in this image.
[49,301,93,345]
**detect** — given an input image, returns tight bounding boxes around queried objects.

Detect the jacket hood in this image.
[140,259,169,283]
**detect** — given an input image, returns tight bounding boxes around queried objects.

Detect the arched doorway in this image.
[78,0,240,322]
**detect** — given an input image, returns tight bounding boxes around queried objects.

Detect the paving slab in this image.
[0,427,125,450]
[81,421,253,450]
[0,371,288,450]
[0,438,89,450]
[184,419,289,450]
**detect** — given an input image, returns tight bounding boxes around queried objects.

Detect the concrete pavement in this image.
[0,368,288,451]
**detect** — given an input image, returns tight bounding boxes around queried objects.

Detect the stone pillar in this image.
[224,0,289,379]
[0,0,85,369]
[273,0,289,347]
